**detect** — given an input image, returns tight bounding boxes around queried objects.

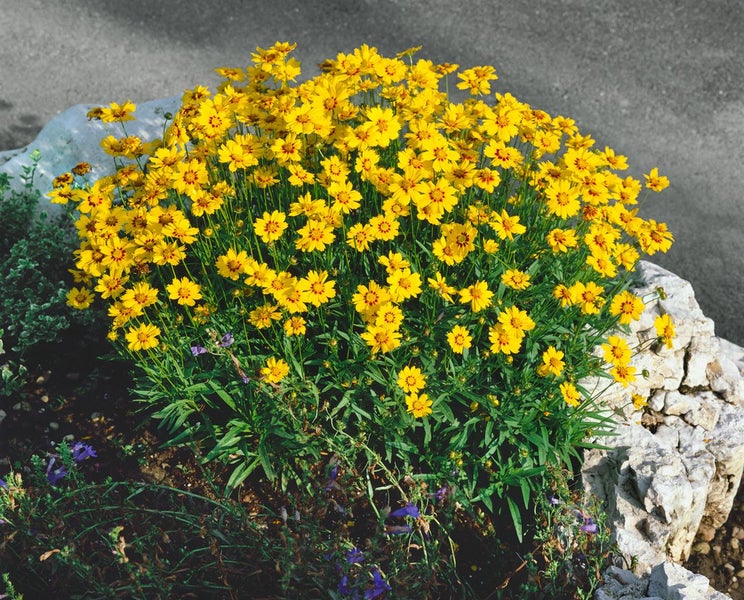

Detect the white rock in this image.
[0,96,180,213]
[647,561,712,600]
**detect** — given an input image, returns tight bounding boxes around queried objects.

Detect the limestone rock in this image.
[588,262,744,600]
[0,96,179,211]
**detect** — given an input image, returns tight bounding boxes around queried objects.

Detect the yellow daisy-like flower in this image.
[611,364,637,388]
[166,277,203,307]
[560,382,581,407]
[537,346,565,377]
[447,325,472,354]
[261,357,290,384]
[427,272,457,303]
[610,290,645,325]
[124,322,161,352]
[397,365,426,394]
[283,316,307,337]
[644,167,669,192]
[406,392,433,418]
[254,210,288,244]
[602,335,632,366]
[458,280,493,313]
[361,324,401,354]
[501,269,531,291]
[216,249,250,280]
[654,314,676,349]
[295,219,335,253]
[66,287,95,310]
[387,268,422,302]
[297,270,336,307]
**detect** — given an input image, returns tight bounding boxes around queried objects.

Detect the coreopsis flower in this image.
[456,65,498,95]
[610,290,645,325]
[490,209,526,241]
[66,287,95,310]
[166,277,202,306]
[458,280,493,313]
[361,324,401,354]
[602,335,632,366]
[644,167,669,192]
[100,100,136,123]
[611,364,637,387]
[488,323,523,355]
[546,228,578,253]
[254,210,288,244]
[353,281,390,319]
[544,180,581,219]
[297,270,336,307]
[570,281,604,315]
[406,392,433,418]
[501,269,531,291]
[560,382,581,407]
[447,325,472,354]
[378,251,410,274]
[427,272,457,303]
[346,223,376,251]
[397,365,426,394]
[537,346,565,377]
[654,314,676,349]
[387,268,422,302]
[283,316,307,337]
[497,305,536,335]
[216,249,250,280]
[374,303,404,331]
[295,219,335,252]
[260,357,290,383]
[249,304,282,329]
[125,322,161,351]
[120,282,159,310]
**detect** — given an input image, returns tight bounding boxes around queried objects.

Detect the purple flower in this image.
[337,574,358,598]
[389,502,420,519]
[218,333,234,347]
[364,568,391,599]
[45,457,67,485]
[346,547,365,564]
[0,477,7,489]
[191,345,207,356]
[580,518,598,534]
[434,486,447,502]
[325,462,340,491]
[548,494,562,505]
[71,442,96,462]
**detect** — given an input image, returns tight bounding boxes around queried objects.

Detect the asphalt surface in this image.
[1,0,743,344]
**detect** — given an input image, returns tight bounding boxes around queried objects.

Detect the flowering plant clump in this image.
[56,43,673,517]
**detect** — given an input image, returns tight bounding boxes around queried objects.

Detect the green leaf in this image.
[507,496,523,543]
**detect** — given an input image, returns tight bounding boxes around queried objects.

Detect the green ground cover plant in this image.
[2,41,675,598]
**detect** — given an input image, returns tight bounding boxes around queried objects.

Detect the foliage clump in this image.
[54,42,674,525]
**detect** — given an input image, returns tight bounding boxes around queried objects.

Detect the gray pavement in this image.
[1,0,743,343]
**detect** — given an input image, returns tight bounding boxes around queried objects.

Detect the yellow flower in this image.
[560,382,581,407]
[546,228,578,253]
[346,223,376,251]
[406,392,433,418]
[166,277,202,307]
[297,270,336,307]
[261,357,290,384]
[353,281,390,319]
[249,304,282,329]
[120,282,159,310]
[397,365,426,393]
[100,100,136,123]
[632,393,648,410]
[284,316,307,337]
[458,280,493,313]
[387,268,422,302]
[447,325,472,354]
[295,219,335,253]
[125,322,161,351]
[66,287,95,310]
[610,291,645,325]
[654,314,676,349]
[501,269,531,291]
[488,323,523,355]
[254,210,288,244]
[361,324,401,354]
[644,167,669,192]
[427,272,457,303]
[602,335,632,366]
[537,346,565,377]
[497,305,535,335]
[611,364,637,387]
[216,249,251,280]
[490,209,526,241]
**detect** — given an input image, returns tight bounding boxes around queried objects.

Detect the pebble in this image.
[731,537,740,551]
[692,541,711,555]
[712,545,723,560]
[734,526,744,541]
[724,563,736,574]
[737,569,744,578]
[49,421,59,431]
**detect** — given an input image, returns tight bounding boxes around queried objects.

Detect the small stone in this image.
[712,545,723,560]
[48,421,59,431]
[41,394,49,404]
[734,526,744,540]
[90,412,104,421]
[731,537,740,551]
[736,569,744,578]
[724,563,736,574]
[63,433,75,442]
[692,541,711,554]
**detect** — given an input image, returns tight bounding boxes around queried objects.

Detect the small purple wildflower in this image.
[389,502,420,519]
[434,486,447,502]
[548,494,562,505]
[45,458,67,486]
[191,345,207,356]
[71,442,97,462]
[345,547,365,564]
[337,574,358,598]
[364,568,391,599]
[580,517,598,534]
[0,477,7,489]
[218,332,234,347]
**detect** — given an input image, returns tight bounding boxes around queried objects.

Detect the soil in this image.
[2,337,742,599]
